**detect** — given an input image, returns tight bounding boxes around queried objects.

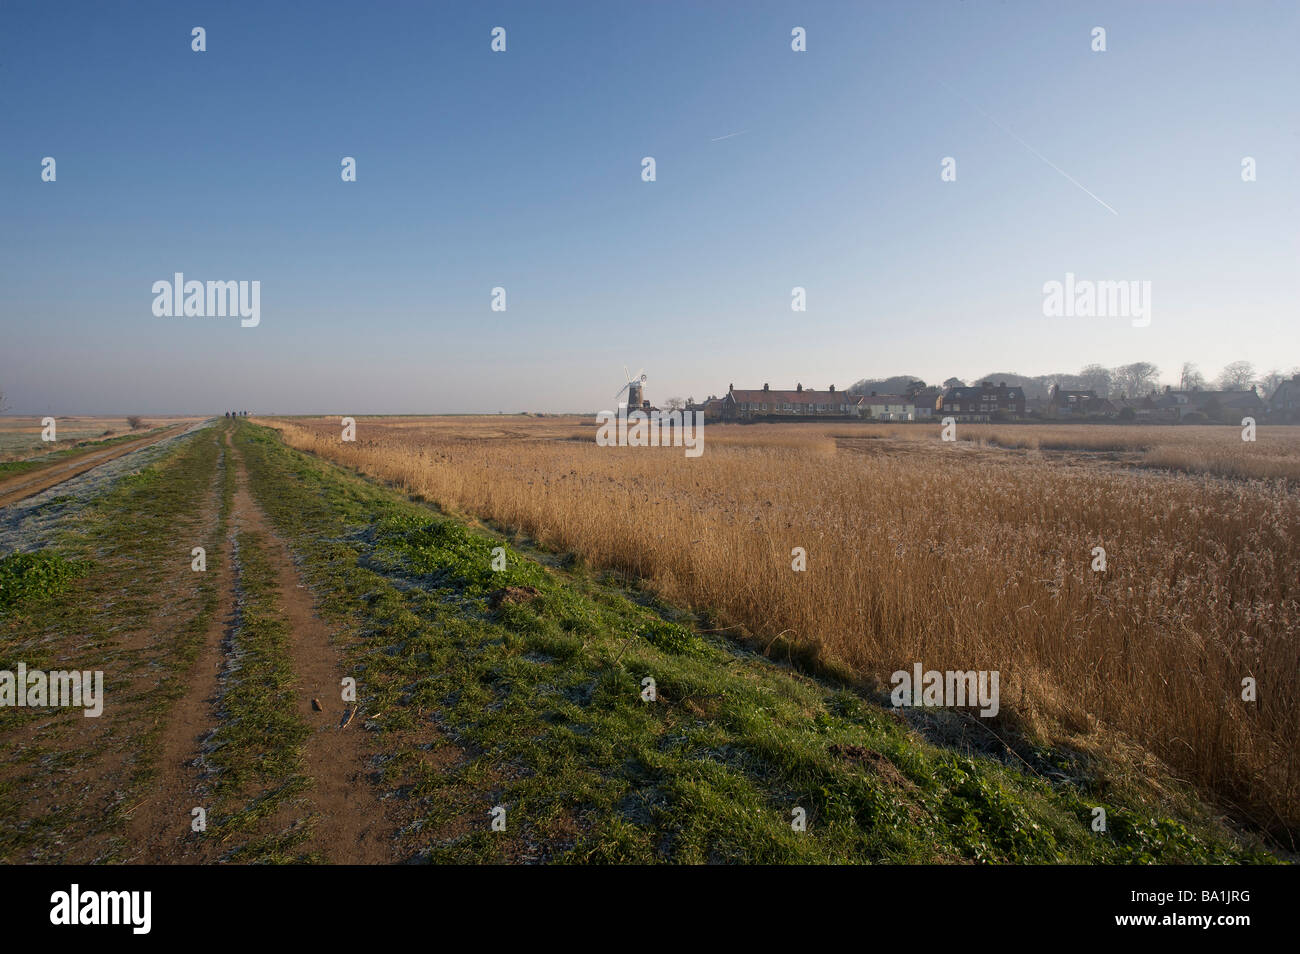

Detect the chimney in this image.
[763,383,769,391]
[796,383,803,392]
[829,384,835,392]
[729,383,734,392]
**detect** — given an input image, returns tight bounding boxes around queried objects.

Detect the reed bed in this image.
[261,415,1300,835]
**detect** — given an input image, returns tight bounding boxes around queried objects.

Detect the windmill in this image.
[615,367,649,410]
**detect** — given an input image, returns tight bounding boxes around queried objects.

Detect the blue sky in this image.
[1,0,1296,414]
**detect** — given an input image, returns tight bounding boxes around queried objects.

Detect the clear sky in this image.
[2,0,1296,414]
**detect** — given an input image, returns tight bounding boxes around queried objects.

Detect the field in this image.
[0,417,1291,863]
[1,417,140,461]
[0,416,206,463]
[260,416,1300,841]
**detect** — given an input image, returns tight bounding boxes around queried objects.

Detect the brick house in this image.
[937,381,1026,420]
[1269,374,1300,422]
[721,383,856,420]
[687,395,727,422]
[1046,385,1116,419]
[1151,387,1265,423]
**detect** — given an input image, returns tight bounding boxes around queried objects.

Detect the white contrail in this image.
[710,130,748,142]
[938,78,1118,216]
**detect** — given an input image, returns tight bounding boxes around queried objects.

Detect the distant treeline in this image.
[849,361,1297,401]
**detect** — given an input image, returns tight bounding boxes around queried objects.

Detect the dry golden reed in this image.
[262,416,1300,834]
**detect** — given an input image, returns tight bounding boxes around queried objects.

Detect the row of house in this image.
[702,384,937,422]
[703,381,1021,423]
[690,373,1300,424]
[1038,383,1278,423]
[1115,387,1264,423]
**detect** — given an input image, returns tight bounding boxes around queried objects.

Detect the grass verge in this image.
[0,425,224,862]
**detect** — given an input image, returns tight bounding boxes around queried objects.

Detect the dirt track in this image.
[230,441,397,862]
[0,426,191,509]
[132,429,397,863]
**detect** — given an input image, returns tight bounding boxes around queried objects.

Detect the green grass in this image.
[234,421,1278,864]
[0,425,225,862]
[0,551,89,614]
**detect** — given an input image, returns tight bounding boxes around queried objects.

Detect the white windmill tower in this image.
[615,367,648,410]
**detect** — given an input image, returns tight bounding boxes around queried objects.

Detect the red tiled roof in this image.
[728,390,847,404]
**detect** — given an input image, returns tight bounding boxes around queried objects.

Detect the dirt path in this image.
[135,429,397,863]
[126,434,232,863]
[0,425,190,508]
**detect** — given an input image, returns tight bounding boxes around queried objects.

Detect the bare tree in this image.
[1077,364,1113,396]
[664,396,685,412]
[1179,362,1206,390]
[942,377,964,389]
[1113,362,1161,398]
[1037,372,1070,394]
[1257,368,1288,399]
[1216,360,1257,391]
